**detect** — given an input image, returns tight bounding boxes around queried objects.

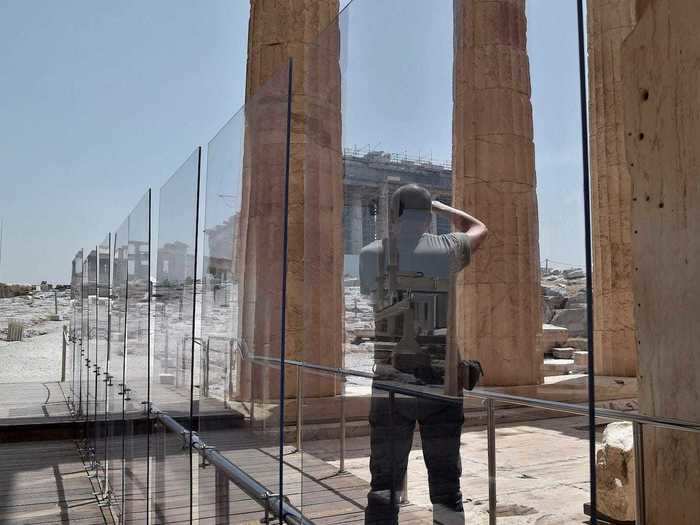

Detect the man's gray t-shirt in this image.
[359,232,472,296]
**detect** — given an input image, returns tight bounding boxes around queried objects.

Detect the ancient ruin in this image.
[452,0,542,388]
[240,0,343,398]
[587,0,638,378]
[623,0,700,521]
[2,0,700,523]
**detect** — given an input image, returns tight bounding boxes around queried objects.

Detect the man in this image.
[359,184,487,524]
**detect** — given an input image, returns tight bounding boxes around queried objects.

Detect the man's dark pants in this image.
[365,387,464,524]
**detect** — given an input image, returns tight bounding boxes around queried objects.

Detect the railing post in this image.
[154,421,165,517]
[486,398,497,525]
[296,365,304,451]
[215,467,230,524]
[338,376,347,474]
[633,421,646,525]
[400,472,408,504]
[249,359,256,426]
[61,326,67,382]
[203,338,210,398]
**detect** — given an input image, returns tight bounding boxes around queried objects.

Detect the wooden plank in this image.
[0,439,105,525]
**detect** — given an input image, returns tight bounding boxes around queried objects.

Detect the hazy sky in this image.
[0,0,585,284]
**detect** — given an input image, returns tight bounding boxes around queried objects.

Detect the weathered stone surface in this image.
[451,0,541,389]
[596,422,635,522]
[539,324,569,354]
[551,347,574,360]
[573,350,588,372]
[562,268,585,280]
[239,0,342,400]
[550,308,587,337]
[587,0,638,377]
[542,358,574,377]
[567,337,588,352]
[542,282,567,323]
[566,288,587,307]
[623,0,700,521]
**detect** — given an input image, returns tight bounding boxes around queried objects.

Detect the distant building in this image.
[343,150,452,276]
[157,241,194,284]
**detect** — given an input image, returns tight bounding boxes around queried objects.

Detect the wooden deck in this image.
[0,439,107,524]
[99,427,436,524]
[0,376,617,523]
[0,382,74,424]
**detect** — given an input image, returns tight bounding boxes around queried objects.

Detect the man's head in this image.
[390,184,432,235]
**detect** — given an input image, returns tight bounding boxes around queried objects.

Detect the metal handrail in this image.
[235,346,700,434]
[227,342,698,525]
[155,410,313,525]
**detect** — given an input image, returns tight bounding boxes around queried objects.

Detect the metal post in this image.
[338,377,347,474]
[215,467,230,525]
[296,365,304,451]
[389,391,397,511]
[203,338,210,398]
[61,327,67,382]
[633,422,646,525]
[154,422,165,517]
[486,398,497,525]
[400,472,408,504]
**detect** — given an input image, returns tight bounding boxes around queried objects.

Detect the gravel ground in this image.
[0,291,72,383]
[0,320,67,383]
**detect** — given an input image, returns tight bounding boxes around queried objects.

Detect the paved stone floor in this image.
[304,415,591,524]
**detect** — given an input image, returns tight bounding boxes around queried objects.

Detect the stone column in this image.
[623,1,700,522]
[587,0,638,378]
[450,0,541,389]
[349,189,364,254]
[239,0,342,400]
[375,183,389,240]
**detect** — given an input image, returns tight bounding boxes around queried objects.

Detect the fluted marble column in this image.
[588,0,638,378]
[239,0,342,400]
[450,0,541,389]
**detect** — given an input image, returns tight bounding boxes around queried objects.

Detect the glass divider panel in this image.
[586,1,700,522]
[123,191,152,522]
[96,234,112,495]
[299,1,465,522]
[197,63,290,523]
[85,248,98,467]
[69,250,83,412]
[107,218,129,521]
[151,149,201,523]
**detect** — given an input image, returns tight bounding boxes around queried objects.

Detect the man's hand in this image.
[431,200,488,252]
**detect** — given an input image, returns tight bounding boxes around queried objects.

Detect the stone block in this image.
[551,308,587,337]
[551,347,574,359]
[542,358,574,377]
[7,321,23,342]
[563,268,585,280]
[573,350,588,372]
[538,324,569,354]
[596,422,635,522]
[567,337,588,351]
[159,373,175,385]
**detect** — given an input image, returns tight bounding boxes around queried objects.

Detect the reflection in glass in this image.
[197,63,291,523]
[151,150,201,523]
[122,191,151,520]
[107,218,129,520]
[95,234,111,495]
